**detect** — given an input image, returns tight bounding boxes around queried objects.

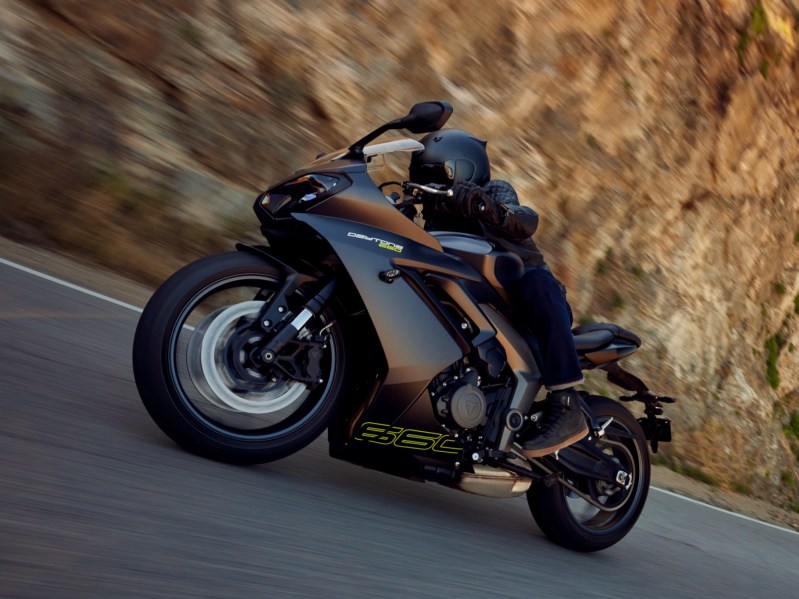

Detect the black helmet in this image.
[408,129,491,187]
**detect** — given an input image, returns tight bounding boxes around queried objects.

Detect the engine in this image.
[431,368,487,430]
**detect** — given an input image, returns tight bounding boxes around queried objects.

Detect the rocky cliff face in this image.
[2,0,799,506]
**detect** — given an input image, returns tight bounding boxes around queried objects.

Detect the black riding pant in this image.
[516,267,583,390]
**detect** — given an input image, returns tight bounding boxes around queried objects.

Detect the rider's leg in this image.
[515,267,587,457]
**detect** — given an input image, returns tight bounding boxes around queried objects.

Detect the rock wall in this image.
[2,0,799,505]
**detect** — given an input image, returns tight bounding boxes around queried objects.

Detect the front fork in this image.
[257,277,338,362]
[252,274,338,385]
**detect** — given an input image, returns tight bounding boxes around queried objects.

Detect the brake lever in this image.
[402,182,453,197]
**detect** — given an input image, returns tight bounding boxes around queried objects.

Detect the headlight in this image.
[258,173,348,217]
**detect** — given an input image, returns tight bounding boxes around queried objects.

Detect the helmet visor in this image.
[409,161,456,186]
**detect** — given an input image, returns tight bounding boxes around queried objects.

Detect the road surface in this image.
[0,257,797,598]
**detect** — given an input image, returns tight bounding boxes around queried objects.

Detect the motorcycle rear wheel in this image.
[526,395,650,551]
[133,251,349,464]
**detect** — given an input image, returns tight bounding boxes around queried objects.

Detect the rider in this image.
[408,129,588,458]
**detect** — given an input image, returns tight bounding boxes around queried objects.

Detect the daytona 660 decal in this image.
[347,232,404,253]
[354,422,461,454]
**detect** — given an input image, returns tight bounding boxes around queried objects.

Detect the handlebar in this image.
[391,181,491,221]
[390,182,457,220]
[402,182,453,197]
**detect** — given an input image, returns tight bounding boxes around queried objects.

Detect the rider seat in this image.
[572,322,642,368]
[572,322,642,350]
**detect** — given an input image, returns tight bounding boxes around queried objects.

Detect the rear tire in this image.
[526,395,650,551]
[132,251,349,464]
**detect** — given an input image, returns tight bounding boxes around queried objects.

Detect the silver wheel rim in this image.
[187,300,307,414]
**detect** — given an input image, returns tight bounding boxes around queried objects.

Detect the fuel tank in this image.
[430,232,524,302]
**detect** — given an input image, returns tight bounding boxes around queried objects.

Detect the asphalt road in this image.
[0,258,797,599]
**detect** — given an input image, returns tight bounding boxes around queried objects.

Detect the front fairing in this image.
[256,135,440,252]
[307,169,442,251]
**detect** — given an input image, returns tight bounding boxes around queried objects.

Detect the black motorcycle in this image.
[133,101,674,552]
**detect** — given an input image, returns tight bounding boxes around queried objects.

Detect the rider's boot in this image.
[520,388,588,458]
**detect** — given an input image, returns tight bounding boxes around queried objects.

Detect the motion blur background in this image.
[1,0,799,510]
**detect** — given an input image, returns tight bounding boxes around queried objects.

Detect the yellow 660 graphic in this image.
[354,422,461,455]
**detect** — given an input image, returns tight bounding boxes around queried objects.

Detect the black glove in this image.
[449,181,483,218]
[449,181,502,225]
[476,195,503,226]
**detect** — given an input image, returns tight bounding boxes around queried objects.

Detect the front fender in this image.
[235,243,324,279]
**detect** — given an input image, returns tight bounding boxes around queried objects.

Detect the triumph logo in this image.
[347,232,404,253]
[465,398,480,417]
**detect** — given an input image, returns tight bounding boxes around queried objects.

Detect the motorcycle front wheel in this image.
[525,395,651,551]
[132,251,349,464]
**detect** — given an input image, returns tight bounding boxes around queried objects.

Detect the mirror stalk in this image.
[345,119,403,159]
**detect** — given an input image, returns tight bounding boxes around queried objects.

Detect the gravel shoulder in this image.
[2,235,798,533]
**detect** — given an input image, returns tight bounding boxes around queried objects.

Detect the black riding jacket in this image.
[424,180,547,268]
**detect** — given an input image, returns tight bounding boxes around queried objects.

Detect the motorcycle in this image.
[132,101,674,551]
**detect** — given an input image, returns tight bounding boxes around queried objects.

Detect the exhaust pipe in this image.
[454,464,532,498]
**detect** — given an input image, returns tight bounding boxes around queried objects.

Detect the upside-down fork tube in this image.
[261,278,338,361]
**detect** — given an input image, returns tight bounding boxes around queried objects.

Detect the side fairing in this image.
[294,213,464,429]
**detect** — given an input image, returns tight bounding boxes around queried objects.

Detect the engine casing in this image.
[433,370,487,429]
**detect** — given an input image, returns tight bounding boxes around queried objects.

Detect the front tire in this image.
[132,251,349,464]
[526,395,650,551]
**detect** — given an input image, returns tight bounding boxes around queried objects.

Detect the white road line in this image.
[2,255,799,537]
[0,257,142,314]
[651,487,799,536]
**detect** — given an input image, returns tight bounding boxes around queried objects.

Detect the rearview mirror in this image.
[346,100,454,158]
[399,101,454,134]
